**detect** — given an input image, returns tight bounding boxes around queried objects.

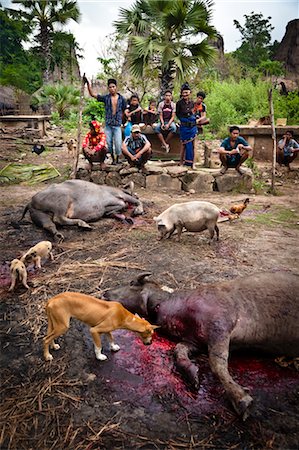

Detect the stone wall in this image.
[77,158,253,194]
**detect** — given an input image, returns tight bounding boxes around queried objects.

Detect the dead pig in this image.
[154,201,220,242]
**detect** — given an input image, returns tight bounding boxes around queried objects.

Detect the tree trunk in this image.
[159,62,176,99]
[268,88,276,193]
[40,23,51,84]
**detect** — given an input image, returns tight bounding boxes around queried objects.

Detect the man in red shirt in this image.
[82,120,107,171]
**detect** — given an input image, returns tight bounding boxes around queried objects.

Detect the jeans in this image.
[105,125,122,156]
[155,121,177,134]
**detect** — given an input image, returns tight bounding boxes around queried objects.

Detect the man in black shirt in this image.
[176,83,197,167]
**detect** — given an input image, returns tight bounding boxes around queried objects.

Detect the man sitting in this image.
[277,130,299,171]
[82,120,107,171]
[155,91,177,153]
[122,124,152,172]
[217,125,252,175]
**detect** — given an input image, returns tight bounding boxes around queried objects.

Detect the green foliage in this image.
[0,6,42,93]
[34,84,80,118]
[11,0,80,82]
[83,98,106,123]
[202,79,271,136]
[274,91,299,125]
[257,60,284,78]
[233,12,274,67]
[114,0,217,95]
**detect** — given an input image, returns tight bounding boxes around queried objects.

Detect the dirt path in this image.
[1,142,299,449]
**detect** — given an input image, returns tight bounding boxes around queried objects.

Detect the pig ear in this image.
[153,216,157,221]
[130,272,152,286]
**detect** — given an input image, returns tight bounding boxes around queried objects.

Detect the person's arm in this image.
[122,139,134,160]
[217,140,239,155]
[83,76,98,99]
[278,136,287,150]
[237,137,252,152]
[291,139,299,151]
[166,108,176,128]
[135,139,151,158]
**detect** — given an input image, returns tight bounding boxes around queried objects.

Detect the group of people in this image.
[82,76,299,173]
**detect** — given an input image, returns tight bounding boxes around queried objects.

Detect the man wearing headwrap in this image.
[176,83,197,168]
[84,76,127,164]
[82,120,107,171]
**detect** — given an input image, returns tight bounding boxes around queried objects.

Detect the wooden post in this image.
[71,74,85,179]
[268,88,276,192]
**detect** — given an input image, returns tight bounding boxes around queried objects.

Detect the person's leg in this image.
[155,123,168,149]
[219,154,228,173]
[235,152,248,174]
[113,126,123,163]
[105,125,114,163]
[165,122,177,145]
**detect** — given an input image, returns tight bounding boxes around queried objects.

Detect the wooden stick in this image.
[268,88,276,193]
[71,74,85,179]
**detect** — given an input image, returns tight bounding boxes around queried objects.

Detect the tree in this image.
[114,0,216,95]
[34,84,80,118]
[9,0,80,83]
[233,12,274,67]
[51,31,83,82]
[0,6,42,92]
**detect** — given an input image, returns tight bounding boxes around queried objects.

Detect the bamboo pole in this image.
[268,88,276,192]
[71,74,85,179]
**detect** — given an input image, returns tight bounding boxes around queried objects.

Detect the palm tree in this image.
[10,0,80,83]
[34,83,80,118]
[114,0,217,95]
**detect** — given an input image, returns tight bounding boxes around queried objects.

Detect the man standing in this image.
[122,124,152,172]
[217,126,252,175]
[277,130,299,170]
[176,83,197,168]
[84,76,127,164]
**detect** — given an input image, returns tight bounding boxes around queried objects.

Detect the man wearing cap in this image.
[84,76,127,164]
[122,124,152,172]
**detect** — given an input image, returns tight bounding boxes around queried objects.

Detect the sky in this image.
[3,0,299,78]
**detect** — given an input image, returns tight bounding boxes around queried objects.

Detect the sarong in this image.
[179,116,197,166]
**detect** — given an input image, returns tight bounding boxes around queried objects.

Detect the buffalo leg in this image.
[174,342,200,389]
[53,214,92,230]
[29,207,64,241]
[208,337,253,420]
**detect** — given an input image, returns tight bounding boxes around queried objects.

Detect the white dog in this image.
[21,241,54,269]
[9,259,29,291]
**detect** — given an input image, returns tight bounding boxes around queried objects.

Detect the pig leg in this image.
[9,273,17,291]
[175,223,183,242]
[208,223,219,242]
[174,342,200,389]
[208,336,253,420]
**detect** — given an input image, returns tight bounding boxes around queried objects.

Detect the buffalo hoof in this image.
[78,220,92,229]
[123,217,134,225]
[55,232,64,242]
[233,393,254,421]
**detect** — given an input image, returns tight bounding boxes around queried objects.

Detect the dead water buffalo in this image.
[105,272,299,419]
[21,180,143,240]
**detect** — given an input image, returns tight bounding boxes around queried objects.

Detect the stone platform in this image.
[77,158,253,193]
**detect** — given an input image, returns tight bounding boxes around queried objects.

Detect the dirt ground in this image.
[1,138,299,449]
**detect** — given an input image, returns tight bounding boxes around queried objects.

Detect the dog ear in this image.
[151,325,160,330]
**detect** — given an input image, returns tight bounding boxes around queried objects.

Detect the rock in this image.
[213,168,253,193]
[146,174,182,190]
[181,171,214,193]
[143,165,165,175]
[123,173,146,188]
[90,171,107,185]
[166,166,188,177]
[105,171,122,187]
[119,167,139,175]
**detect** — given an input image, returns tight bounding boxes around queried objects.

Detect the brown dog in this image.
[21,241,54,269]
[43,292,158,361]
[9,259,29,291]
[67,139,76,157]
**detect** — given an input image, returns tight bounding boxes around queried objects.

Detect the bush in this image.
[83,98,105,123]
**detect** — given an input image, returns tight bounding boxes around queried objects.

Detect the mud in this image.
[1,143,299,449]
